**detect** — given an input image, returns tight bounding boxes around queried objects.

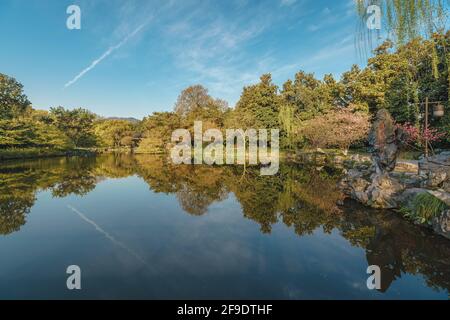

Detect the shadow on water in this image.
[0,154,449,297]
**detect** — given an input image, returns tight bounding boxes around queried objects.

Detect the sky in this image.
[0,0,368,119]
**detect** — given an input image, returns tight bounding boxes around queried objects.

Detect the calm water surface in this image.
[0,155,449,299]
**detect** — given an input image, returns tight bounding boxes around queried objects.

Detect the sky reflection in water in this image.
[0,155,449,299]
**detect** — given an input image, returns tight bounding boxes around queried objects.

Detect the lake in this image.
[0,154,449,299]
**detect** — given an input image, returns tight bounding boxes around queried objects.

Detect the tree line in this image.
[1,33,449,154]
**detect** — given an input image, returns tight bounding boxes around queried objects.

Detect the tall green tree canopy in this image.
[174,85,227,116]
[94,119,135,148]
[174,85,229,130]
[0,73,31,119]
[50,107,97,148]
[233,74,280,129]
[280,71,334,121]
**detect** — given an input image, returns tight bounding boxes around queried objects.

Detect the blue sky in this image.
[0,0,365,119]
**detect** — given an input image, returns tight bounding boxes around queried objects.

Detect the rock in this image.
[419,152,450,189]
[402,175,424,188]
[424,165,448,187]
[340,171,405,209]
[352,176,370,192]
[339,110,406,209]
[368,109,400,173]
[427,190,450,206]
[366,173,405,209]
[349,168,367,179]
[395,188,430,209]
[394,161,419,174]
[316,148,326,154]
[333,155,346,165]
[338,169,368,202]
[391,172,424,188]
[431,151,450,164]
[337,110,450,239]
[393,188,450,240]
[432,210,450,239]
[315,154,327,165]
[442,181,450,193]
[349,154,372,163]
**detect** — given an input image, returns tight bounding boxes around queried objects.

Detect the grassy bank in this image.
[0,148,96,161]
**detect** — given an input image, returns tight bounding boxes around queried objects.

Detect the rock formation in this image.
[368,109,399,174]
[419,151,450,192]
[340,109,405,209]
[339,109,450,240]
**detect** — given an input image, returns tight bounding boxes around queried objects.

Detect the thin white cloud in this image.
[64,21,149,88]
[68,205,149,267]
[272,35,355,79]
[161,1,274,105]
[308,24,320,32]
[281,0,297,6]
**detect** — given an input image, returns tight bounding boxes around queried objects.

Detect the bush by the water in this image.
[400,193,448,225]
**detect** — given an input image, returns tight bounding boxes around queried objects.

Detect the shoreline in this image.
[0,148,97,161]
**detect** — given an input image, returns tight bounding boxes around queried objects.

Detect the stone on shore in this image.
[433,210,450,239]
[338,109,450,240]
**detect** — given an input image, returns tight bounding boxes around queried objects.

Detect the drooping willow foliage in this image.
[356,1,450,102]
[356,0,448,49]
[279,105,296,149]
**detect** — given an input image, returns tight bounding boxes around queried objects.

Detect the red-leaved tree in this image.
[298,106,371,154]
[396,122,447,149]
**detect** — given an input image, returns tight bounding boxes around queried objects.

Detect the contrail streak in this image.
[67,205,149,267]
[64,22,148,88]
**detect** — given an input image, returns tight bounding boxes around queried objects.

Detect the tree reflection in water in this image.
[0,154,449,294]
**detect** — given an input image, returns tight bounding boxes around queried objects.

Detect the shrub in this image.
[297,106,370,152]
[397,122,447,148]
[401,193,448,225]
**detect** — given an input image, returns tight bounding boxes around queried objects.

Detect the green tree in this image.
[0,117,71,149]
[280,71,333,121]
[50,107,97,147]
[0,73,31,119]
[339,65,371,113]
[136,112,181,153]
[232,74,280,129]
[94,119,135,149]
[174,85,229,130]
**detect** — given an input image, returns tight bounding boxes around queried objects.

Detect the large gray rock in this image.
[338,110,450,239]
[340,109,405,209]
[427,190,450,206]
[443,181,450,193]
[419,152,450,189]
[365,172,405,209]
[394,161,419,174]
[340,171,405,209]
[421,162,448,187]
[432,210,450,239]
[395,188,429,209]
[368,109,399,173]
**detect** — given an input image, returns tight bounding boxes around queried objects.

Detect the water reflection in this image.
[0,154,449,296]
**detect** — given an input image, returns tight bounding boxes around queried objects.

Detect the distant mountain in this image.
[106,117,141,124]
